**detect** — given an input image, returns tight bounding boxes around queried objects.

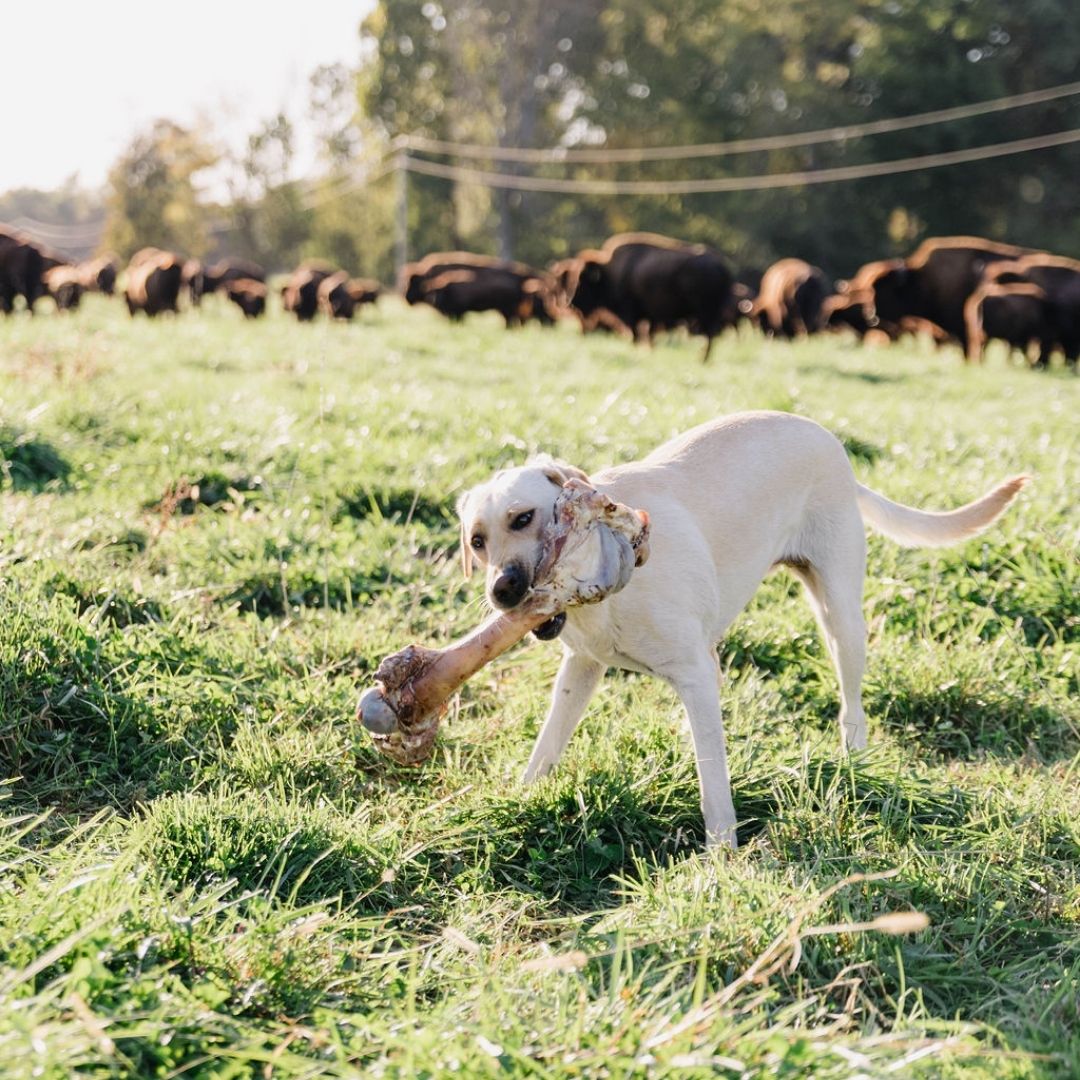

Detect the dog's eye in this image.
[510,510,534,531]
[470,535,485,551]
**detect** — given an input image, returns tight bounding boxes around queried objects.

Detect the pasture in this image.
[1,296,1078,1077]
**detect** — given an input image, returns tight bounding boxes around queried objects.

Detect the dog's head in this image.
[457,455,590,617]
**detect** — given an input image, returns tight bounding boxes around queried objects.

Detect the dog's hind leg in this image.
[791,513,869,752]
[523,652,604,783]
[667,649,738,848]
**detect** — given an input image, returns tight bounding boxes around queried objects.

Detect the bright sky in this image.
[0,1,373,194]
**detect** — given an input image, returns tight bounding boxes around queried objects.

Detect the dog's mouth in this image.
[532,612,566,640]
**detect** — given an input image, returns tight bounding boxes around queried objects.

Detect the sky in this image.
[0,0,373,194]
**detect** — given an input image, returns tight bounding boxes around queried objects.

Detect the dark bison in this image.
[78,253,119,295]
[317,271,381,320]
[420,268,552,327]
[282,264,334,321]
[567,232,735,361]
[199,257,267,305]
[863,237,1029,349]
[964,280,1053,365]
[182,259,205,306]
[753,258,829,338]
[125,248,184,317]
[43,265,83,311]
[983,254,1080,368]
[0,226,46,314]
[823,290,878,337]
[399,251,550,312]
[224,278,267,319]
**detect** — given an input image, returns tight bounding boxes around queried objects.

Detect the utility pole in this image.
[395,151,409,276]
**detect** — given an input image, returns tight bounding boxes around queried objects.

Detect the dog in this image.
[457,411,1027,847]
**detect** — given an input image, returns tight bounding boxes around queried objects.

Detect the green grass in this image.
[1,294,1078,1077]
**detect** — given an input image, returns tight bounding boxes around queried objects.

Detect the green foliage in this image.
[0,297,1078,1076]
[102,119,219,259]
[358,0,1080,271]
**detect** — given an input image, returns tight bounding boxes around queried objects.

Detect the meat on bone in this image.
[358,479,650,764]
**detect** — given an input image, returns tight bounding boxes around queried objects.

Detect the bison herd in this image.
[2,222,1078,370]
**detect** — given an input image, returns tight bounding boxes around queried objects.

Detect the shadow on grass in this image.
[868,676,1079,763]
[0,427,71,491]
[801,364,912,385]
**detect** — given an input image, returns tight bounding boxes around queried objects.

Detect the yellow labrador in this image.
[457,411,1026,847]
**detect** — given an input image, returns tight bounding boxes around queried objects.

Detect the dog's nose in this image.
[491,565,528,609]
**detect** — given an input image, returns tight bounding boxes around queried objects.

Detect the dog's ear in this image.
[531,453,591,488]
[456,491,474,580]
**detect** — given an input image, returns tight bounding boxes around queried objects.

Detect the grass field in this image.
[1,295,1078,1077]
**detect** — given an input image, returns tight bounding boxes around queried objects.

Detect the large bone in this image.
[358,479,650,765]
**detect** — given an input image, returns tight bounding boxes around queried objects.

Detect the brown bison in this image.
[125,248,184,317]
[566,232,735,361]
[316,271,381,320]
[43,265,83,311]
[753,258,829,338]
[282,264,334,321]
[208,257,265,287]
[224,278,267,319]
[78,253,119,295]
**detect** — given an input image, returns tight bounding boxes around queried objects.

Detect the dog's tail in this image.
[855,476,1028,548]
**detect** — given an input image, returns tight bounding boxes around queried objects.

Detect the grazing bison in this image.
[964,280,1053,365]
[318,273,382,319]
[822,290,878,337]
[567,232,735,361]
[864,237,1029,350]
[420,268,549,327]
[753,258,829,338]
[78,253,119,295]
[43,265,83,311]
[347,278,381,310]
[399,252,550,312]
[201,258,267,303]
[282,264,333,321]
[0,226,46,314]
[224,278,267,319]
[125,248,184,317]
[984,254,1080,368]
[182,259,206,306]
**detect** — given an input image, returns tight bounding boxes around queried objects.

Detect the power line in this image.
[400,79,1080,163]
[401,126,1080,195]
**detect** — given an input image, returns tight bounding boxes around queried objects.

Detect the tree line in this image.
[11,0,1077,284]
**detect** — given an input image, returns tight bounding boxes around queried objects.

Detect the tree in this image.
[103,120,217,258]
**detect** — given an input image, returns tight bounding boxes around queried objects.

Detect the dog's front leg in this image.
[522,651,604,783]
[669,652,738,849]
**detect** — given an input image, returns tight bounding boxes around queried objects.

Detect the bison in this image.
[984,254,1080,368]
[567,232,735,361]
[421,268,548,327]
[282,264,334,321]
[78,253,119,295]
[753,258,829,338]
[315,271,380,320]
[399,252,550,314]
[125,248,184,317]
[964,280,1053,365]
[43,265,83,311]
[224,278,267,319]
[0,226,46,314]
[862,237,1029,350]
